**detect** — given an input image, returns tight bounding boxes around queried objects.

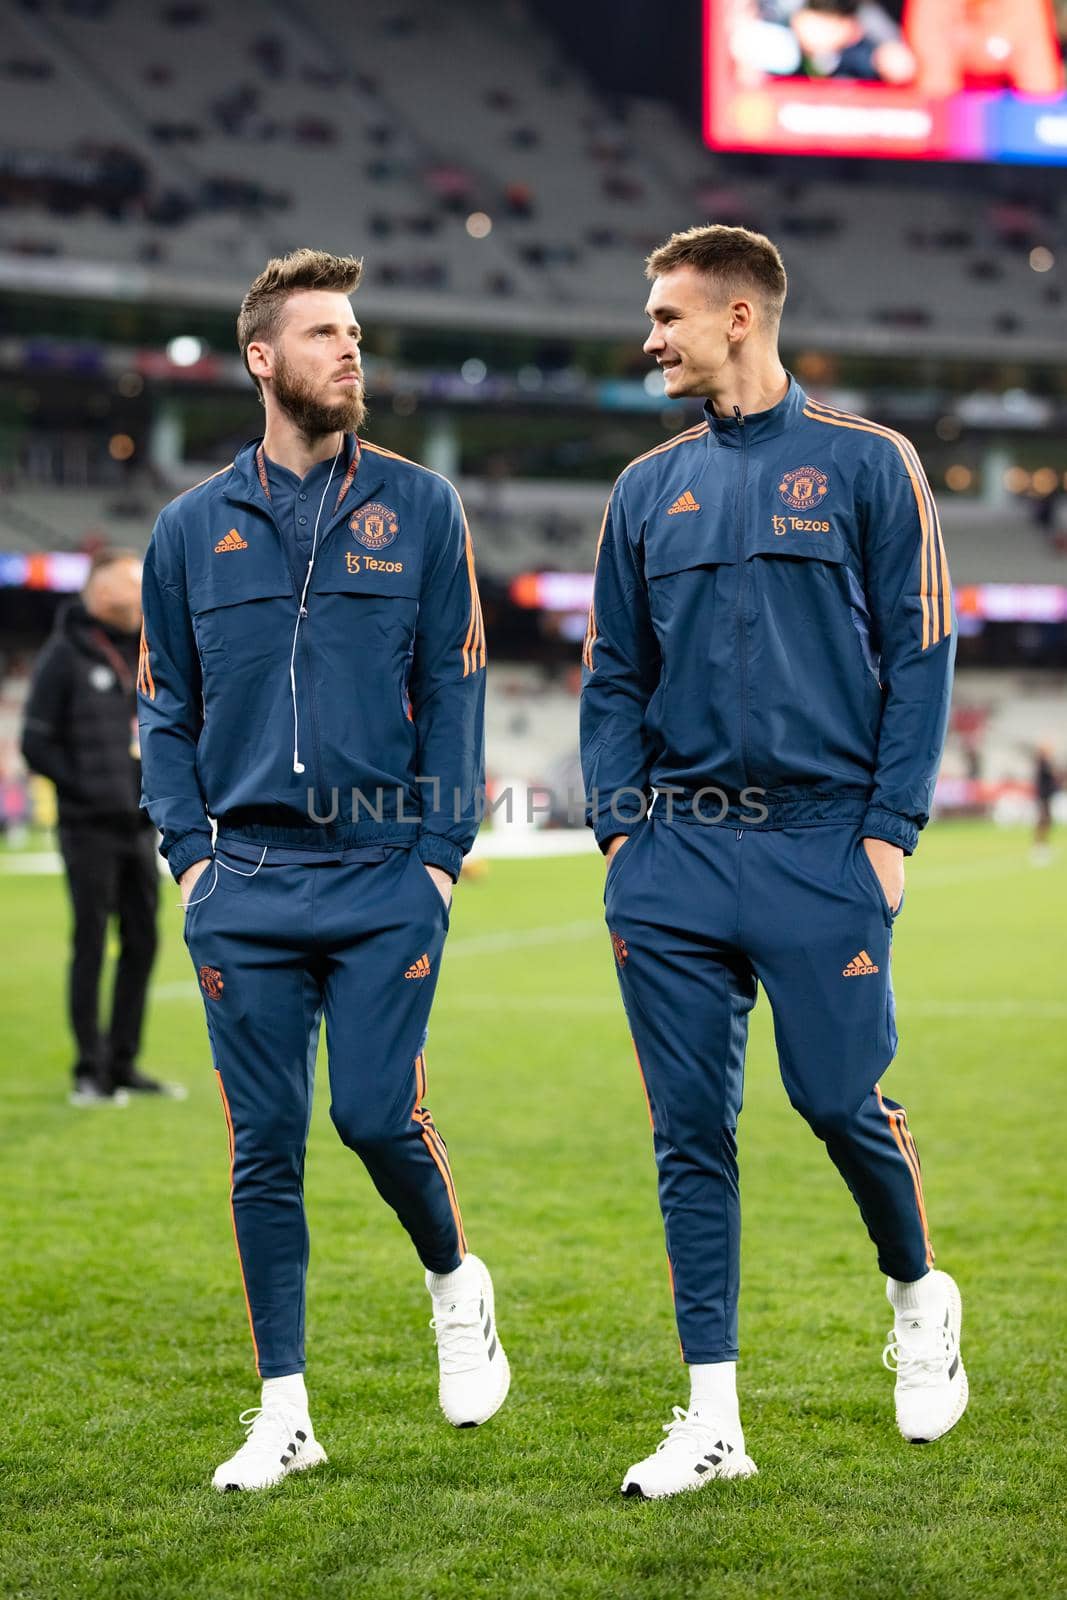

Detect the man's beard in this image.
[271,352,366,437]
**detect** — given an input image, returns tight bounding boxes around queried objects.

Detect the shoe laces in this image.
[882,1315,954,1385]
[655,1405,730,1456]
[235,1405,301,1452]
[429,1292,488,1375]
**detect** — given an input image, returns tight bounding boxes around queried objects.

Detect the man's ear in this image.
[726,298,754,343]
[246,339,273,382]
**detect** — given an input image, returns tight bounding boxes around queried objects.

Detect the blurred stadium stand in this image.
[0,0,1063,351]
[1,476,1065,586]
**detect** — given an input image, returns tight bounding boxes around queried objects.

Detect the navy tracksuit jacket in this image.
[580,380,955,1362]
[138,434,485,1376]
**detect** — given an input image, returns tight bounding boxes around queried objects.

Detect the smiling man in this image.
[581,225,964,1498]
[138,249,507,1492]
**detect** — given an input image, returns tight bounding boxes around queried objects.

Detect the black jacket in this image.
[22,600,148,829]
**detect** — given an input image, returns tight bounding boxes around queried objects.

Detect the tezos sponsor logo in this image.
[345,552,404,574]
[772,514,830,535]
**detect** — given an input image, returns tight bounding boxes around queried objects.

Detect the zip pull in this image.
[299,604,308,618]
[733,405,745,427]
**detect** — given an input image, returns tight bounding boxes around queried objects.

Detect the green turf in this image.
[2,824,1064,1599]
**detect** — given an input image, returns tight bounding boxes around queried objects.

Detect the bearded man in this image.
[138,249,507,1492]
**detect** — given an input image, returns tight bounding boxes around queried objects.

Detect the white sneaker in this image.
[69,1080,128,1108]
[621,1407,758,1499]
[427,1253,510,1427]
[883,1269,968,1443]
[211,1405,327,1492]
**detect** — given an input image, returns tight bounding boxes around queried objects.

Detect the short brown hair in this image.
[237,247,364,390]
[646,225,787,320]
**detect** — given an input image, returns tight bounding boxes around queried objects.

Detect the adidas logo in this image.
[214,529,248,553]
[404,953,431,980]
[843,949,879,977]
[666,489,700,515]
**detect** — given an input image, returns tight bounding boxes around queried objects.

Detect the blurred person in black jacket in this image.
[21,548,182,1105]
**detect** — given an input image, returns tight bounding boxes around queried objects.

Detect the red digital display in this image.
[704,0,1067,163]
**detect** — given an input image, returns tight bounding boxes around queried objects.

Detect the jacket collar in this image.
[224,433,382,522]
[704,375,807,448]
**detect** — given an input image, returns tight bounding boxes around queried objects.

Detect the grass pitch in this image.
[2,824,1064,1600]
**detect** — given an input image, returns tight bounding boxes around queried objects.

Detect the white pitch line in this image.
[445,918,603,957]
[907,999,1067,1018]
[443,995,1067,1018]
[153,964,1065,1020]
[150,919,607,1002]
[906,857,1053,889]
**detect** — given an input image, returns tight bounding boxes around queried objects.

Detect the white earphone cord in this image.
[289,444,342,776]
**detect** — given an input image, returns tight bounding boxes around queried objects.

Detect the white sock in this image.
[887,1272,942,1316]
[426,1254,478,1298]
[261,1373,308,1412]
[687,1361,741,1430]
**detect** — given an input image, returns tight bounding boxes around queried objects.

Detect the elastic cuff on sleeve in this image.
[416,834,464,881]
[164,831,215,882]
[861,809,919,856]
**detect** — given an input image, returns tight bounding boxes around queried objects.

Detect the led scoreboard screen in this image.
[704,0,1067,163]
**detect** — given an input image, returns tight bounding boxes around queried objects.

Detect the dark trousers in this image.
[58,824,160,1089]
[183,842,463,1378]
[605,820,933,1364]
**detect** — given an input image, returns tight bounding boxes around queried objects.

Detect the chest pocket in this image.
[310,551,422,603]
[187,562,294,672]
[310,554,423,670]
[746,522,848,567]
[643,517,737,641]
[644,510,738,578]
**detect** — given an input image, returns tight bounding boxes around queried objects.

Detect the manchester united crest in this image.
[198,965,224,1000]
[778,466,828,511]
[350,502,399,551]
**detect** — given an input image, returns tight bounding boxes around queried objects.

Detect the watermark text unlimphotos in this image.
[305,780,769,827]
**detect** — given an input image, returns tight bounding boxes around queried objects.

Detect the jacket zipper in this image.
[733,404,751,787]
[300,610,327,816]
[296,490,374,817]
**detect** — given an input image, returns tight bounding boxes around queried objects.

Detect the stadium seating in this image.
[0,0,1062,350]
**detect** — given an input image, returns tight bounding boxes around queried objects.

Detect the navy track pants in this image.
[183,841,464,1377]
[605,820,933,1364]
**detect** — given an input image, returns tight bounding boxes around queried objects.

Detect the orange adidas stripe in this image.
[632,1038,655,1132]
[633,1040,682,1353]
[899,1121,933,1264]
[461,513,486,679]
[137,622,155,700]
[582,500,611,671]
[175,461,234,501]
[876,1084,934,1267]
[802,399,950,651]
[584,423,709,672]
[620,420,710,477]
[806,398,947,643]
[411,1052,467,1257]
[361,441,485,679]
[215,1072,263,1375]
